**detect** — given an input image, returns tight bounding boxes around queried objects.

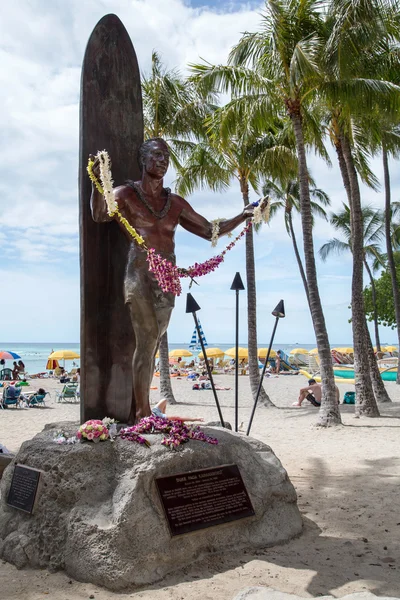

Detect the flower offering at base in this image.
[119,414,218,450]
[77,419,110,442]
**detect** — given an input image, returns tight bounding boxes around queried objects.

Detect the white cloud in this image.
[0,0,398,345]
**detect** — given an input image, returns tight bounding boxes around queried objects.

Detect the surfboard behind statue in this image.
[79,14,144,422]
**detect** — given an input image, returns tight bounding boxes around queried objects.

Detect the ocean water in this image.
[0,341,357,375]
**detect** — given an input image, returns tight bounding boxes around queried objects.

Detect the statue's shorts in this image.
[124,245,175,312]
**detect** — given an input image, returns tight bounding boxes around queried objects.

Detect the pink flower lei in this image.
[119,414,218,450]
[147,221,252,296]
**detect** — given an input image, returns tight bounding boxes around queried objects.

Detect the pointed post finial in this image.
[272,300,285,318]
[230,272,245,291]
[186,293,201,314]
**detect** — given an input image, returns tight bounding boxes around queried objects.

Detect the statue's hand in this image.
[89,154,101,182]
[242,205,255,219]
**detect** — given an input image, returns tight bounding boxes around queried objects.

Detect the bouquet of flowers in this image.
[77,419,111,443]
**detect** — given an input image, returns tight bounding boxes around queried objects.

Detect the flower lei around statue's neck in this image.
[87,150,270,296]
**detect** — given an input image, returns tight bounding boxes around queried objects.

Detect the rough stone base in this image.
[0,422,302,591]
[233,588,400,600]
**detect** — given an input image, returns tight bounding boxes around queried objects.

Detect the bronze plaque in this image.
[7,464,41,514]
[156,464,255,536]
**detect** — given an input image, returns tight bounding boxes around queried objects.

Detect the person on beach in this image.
[293,379,340,407]
[152,398,204,422]
[90,138,258,423]
[12,362,19,380]
[275,351,281,374]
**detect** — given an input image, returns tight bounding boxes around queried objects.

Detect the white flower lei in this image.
[211,219,221,247]
[97,150,117,215]
[253,197,270,225]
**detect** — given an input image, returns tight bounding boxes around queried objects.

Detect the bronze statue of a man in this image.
[90,138,254,423]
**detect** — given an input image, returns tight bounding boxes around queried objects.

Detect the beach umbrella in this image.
[309,348,319,355]
[257,348,277,359]
[198,347,225,359]
[290,348,309,355]
[334,347,354,353]
[169,349,193,358]
[225,347,248,359]
[48,350,80,369]
[46,359,59,370]
[49,350,80,360]
[384,345,398,352]
[155,351,159,359]
[0,350,21,360]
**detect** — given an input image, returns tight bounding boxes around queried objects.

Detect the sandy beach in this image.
[1,373,400,600]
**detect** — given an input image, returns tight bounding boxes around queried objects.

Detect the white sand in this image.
[1,374,400,600]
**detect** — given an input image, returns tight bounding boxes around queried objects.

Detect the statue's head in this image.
[139,138,170,178]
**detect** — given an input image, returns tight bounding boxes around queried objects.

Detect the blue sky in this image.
[0,0,399,345]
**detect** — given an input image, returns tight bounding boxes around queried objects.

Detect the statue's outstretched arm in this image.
[178,197,254,241]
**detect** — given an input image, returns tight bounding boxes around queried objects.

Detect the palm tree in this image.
[190,0,341,425]
[176,129,296,406]
[322,0,400,412]
[265,178,330,306]
[157,330,177,405]
[320,204,384,349]
[320,204,391,404]
[142,50,215,166]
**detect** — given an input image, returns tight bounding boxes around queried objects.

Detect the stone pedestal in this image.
[0,422,302,591]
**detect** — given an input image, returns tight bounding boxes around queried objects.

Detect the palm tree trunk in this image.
[382,144,400,384]
[290,108,341,426]
[159,331,177,404]
[340,134,379,417]
[288,211,310,305]
[365,324,391,403]
[335,136,388,403]
[241,178,274,407]
[363,260,381,352]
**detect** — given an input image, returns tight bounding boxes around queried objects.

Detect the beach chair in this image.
[28,392,49,407]
[0,369,13,381]
[1,387,22,409]
[55,383,79,403]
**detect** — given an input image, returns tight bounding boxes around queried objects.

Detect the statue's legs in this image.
[124,248,175,424]
[126,292,174,424]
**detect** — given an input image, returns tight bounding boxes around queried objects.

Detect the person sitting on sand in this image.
[293,379,339,407]
[151,398,204,422]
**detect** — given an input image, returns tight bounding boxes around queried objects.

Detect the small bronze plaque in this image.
[156,464,255,536]
[7,464,41,514]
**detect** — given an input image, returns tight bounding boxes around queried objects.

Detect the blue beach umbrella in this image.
[0,350,21,360]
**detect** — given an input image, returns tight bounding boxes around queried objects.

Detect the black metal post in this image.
[235,289,239,432]
[186,293,225,427]
[230,272,245,433]
[246,300,285,437]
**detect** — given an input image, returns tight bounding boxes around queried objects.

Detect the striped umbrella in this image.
[0,350,21,360]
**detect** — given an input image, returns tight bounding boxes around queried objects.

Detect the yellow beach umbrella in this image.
[384,345,398,352]
[48,350,80,369]
[309,348,319,355]
[225,347,248,359]
[257,348,277,359]
[155,351,159,358]
[290,348,309,355]
[46,358,59,370]
[333,347,354,353]
[169,349,193,358]
[49,350,80,360]
[198,347,225,359]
